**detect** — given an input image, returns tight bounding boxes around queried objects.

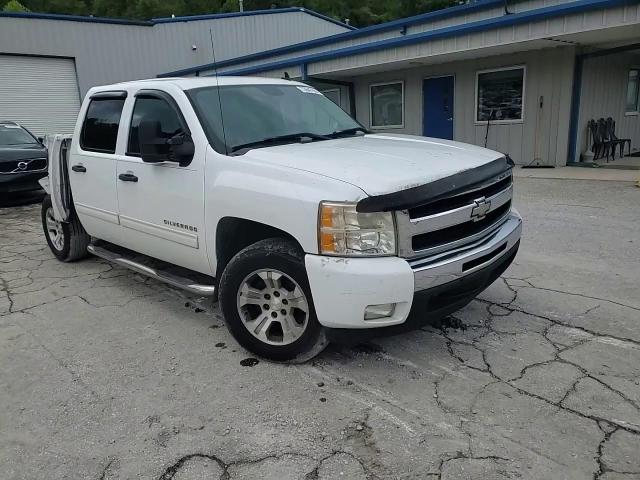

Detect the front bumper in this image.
[0,171,47,193]
[305,211,522,329]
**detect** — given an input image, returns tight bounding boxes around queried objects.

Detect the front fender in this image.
[204,148,367,272]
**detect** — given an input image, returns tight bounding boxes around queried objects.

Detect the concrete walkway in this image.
[513,165,640,183]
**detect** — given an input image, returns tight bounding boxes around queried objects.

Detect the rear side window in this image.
[80,98,125,154]
[127,96,184,156]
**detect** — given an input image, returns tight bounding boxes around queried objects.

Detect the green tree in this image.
[17,0,461,26]
[21,0,89,15]
[3,0,31,12]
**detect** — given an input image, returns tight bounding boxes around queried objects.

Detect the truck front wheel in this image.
[218,238,328,362]
[41,195,90,262]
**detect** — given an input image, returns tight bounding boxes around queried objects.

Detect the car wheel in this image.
[218,238,328,362]
[41,194,90,262]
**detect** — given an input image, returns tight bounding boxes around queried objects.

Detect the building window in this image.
[321,88,341,107]
[625,68,639,114]
[476,66,525,123]
[370,81,404,128]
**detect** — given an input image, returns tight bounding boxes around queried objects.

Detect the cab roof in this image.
[98,76,305,92]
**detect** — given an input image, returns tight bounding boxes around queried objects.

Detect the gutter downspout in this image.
[567,52,590,166]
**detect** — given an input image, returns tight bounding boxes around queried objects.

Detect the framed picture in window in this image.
[475,66,526,124]
[370,81,404,129]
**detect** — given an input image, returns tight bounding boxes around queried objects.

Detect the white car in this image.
[41,76,521,361]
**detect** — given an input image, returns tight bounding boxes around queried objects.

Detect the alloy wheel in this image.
[45,207,64,251]
[236,269,309,346]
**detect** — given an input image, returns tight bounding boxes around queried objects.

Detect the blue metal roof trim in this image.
[158,0,505,77]
[215,0,637,77]
[0,11,152,26]
[152,7,355,30]
[0,6,354,30]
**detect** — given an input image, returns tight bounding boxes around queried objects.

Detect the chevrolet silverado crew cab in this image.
[40,77,521,361]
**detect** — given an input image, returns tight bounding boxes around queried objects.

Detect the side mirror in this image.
[138,120,194,166]
[139,120,170,164]
[167,132,195,167]
[37,136,44,144]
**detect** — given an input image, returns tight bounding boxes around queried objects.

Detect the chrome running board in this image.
[87,244,216,296]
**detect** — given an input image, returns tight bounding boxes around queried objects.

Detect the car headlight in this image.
[318,201,396,256]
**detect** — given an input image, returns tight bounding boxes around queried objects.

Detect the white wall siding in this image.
[577,52,640,158]
[352,47,575,166]
[0,12,348,96]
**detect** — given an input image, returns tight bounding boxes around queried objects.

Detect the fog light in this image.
[364,303,395,320]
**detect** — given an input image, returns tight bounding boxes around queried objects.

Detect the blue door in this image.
[423,76,454,140]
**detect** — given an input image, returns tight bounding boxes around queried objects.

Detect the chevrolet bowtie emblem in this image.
[471,197,491,221]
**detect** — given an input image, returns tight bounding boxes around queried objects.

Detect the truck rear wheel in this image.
[218,238,328,362]
[41,194,90,262]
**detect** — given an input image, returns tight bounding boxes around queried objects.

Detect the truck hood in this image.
[242,134,504,196]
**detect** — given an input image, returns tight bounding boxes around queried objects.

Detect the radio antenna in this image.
[209,27,229,154]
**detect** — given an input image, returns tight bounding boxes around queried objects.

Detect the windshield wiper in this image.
[328,127,368,138]
[230,132,330,154]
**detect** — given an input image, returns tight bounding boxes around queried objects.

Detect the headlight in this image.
[318,201,396,256]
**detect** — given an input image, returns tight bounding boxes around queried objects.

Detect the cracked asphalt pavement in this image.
[1,178,639,480]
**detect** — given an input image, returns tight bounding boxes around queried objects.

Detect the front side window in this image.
[0,124,38,146]
[80,98,125,153]
[187,84,362,154]
[370,82,404,128]
[625,68,639,113]
[127,96,185,156]
[476,67,525,122]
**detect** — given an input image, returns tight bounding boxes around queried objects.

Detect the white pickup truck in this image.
[40,76,521,361]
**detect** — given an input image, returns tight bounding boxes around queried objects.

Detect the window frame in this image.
[624,67,640,116]
[320,88,341,107]
[125,89,192,161]
[369,80,405,130]
[79,91,127,154]
[474,65,526,125]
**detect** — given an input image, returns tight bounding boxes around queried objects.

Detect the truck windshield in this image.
[0,124,38,146]
[187,84,363,154]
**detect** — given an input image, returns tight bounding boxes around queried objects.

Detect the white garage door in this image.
[0,55,81,136]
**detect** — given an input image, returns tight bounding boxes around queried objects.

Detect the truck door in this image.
[69,92,125,244]
[115,89,210,275]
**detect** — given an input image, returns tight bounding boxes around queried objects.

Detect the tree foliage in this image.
[4,0,461,26]
[3,0,30,12]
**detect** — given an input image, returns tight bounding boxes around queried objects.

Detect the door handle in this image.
[71,164,86,173]
[118,172,138,183]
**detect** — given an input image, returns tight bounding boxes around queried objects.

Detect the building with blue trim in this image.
[161,0,640,166]
[0,8,351,135]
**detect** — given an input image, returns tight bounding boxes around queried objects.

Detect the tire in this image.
[41,194,91,262]
[218,238,328,362]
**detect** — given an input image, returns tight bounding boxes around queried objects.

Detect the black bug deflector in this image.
[356,156,513,213]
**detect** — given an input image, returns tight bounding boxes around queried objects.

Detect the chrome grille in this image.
[395,171,513,259]
[0,157,48,174]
